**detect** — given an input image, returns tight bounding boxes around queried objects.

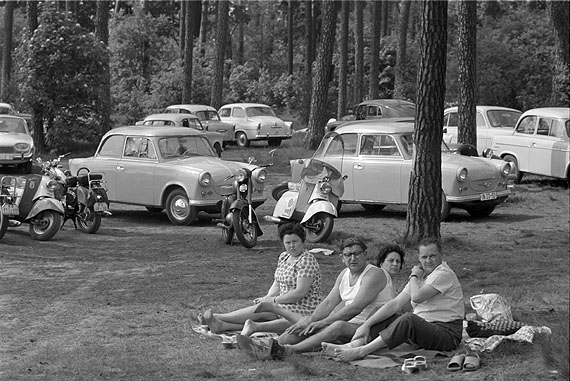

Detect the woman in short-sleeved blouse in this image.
[201,223,322,334]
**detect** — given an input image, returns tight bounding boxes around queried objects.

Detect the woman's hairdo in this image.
[278,223,306,242]
[376,244,405,269]
[340,237,367,252]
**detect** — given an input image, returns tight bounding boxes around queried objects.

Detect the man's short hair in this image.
[340,237,367,252]
[418,237,441,252]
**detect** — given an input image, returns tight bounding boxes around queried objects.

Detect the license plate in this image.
[0,154,13,160]
[1,204,19,216]
[480,192,497,201]
[94,202,108,212]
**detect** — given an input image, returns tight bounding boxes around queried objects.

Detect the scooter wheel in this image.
[29,210,62,241]
[76,206,102,234]
[304,212,334,243]
[0,210,8,240]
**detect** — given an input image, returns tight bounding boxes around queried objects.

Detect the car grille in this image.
[0,147,16,153]
[471,180,498,191]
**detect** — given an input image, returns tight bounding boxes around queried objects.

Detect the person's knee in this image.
[278,332,303,346]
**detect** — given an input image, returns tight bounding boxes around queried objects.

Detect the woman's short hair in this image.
[278,223,306,242]
[376,244,405,270]
[340,237,367,252]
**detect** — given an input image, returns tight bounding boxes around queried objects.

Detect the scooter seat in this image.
[77,173,103,186]
[66,176,78,187]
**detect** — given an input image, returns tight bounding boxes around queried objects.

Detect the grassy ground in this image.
[0,135,568,380]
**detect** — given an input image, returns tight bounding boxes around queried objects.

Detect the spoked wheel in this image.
[232,208,258,248]
[0,209,8,240]
[76,206,102,234]
[304,212,334,243]
[221,225,234,245]
[29,210,62,241]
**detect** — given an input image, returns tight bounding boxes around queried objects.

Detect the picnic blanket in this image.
[192,325,279,348]
[464,325,551,352]
[343,343,458,369]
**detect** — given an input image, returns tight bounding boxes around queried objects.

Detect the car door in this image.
[115,136,159,205]
[91,134,125,201]
[443,111,459,144]
[510,116,537,172]
[352,134,408,203]
[529,118,565,177]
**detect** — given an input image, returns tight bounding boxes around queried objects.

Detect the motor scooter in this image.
[216,157,268,248]
[265,158,345,243]
[0,162,65,241]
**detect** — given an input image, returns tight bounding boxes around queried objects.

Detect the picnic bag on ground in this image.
[469,293,513,322]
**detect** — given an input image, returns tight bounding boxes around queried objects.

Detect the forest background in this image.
[0,0,568,154]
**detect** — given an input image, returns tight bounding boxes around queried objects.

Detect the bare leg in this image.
[241,318,291,337]
[285,321,359,353]
[203,306,278,334]
[321,338,364,357]
[336,335,388,362]
[253,302,302,324]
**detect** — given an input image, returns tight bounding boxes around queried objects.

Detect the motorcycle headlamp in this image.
[15,143,30,152]
[235,169,247,182]
[456,168,468,183]
[199,172,212,186]
[47,179,59,192]
[239,183,248,193]
[253,168,267,183]
[319,181,332,194]
[501,162,512,177]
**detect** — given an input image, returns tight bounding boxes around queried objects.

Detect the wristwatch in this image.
[409,274,419,280]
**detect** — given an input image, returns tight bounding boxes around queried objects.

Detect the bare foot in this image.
[253,301,274,314]
[336,347,366,362]
[241,319,259,337]
[197,313,206,325]
[203,309,224,334]
[321,342,351,357]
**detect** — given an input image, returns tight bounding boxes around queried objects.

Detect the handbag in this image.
[469,293,513,322]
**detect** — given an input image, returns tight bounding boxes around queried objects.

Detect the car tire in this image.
[466,206,495,218]
[503,154,523,183]
[441,192,451,221]
[213,143,222,157]
[166,188,198,225]
[0,209,8,240]
[361,203,386,213]
[271,183,289,201]
[268,138,282,147]
[236,132,250,148]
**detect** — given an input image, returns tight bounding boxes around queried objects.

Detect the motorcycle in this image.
[37,154,110,234]
[216,157,268,248]
[0,160,65,241]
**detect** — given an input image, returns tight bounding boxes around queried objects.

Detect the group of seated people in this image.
[199,223,464,361]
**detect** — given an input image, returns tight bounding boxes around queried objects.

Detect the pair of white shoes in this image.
[401,356,428,374]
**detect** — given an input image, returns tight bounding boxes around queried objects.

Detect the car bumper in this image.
[254,133,292,140]
[0,152,33,165]
[447,188,512,205]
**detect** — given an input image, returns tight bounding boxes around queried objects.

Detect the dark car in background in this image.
[326,99,416,132]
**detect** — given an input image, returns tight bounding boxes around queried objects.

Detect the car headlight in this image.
[456,168,468,183]
[15,143,30,152]
[501,162,512,177]
[199,172,212,186]
[235,168,247,182]
[253,168,267,183]
[319,181,332,194]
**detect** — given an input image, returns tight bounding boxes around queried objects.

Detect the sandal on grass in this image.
[401,358,418,374]
[447,353,466,372]
[197,313,207,325]
[463,352,480,371]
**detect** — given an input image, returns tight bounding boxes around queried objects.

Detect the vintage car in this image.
[326,99,416,132]
[443,106,522,154]
[218,103,292,148]
[141,113,224,157]
[163,104,236,146]
[68,126,267,225]
[287,121,513,220]
[490,107,570,184]
[0,115,35,173]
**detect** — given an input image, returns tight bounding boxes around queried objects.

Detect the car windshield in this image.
[143,120,176,126]
[158,136,216,159]
[487,110,522,128]
[246,107,276,117]
[197,110,220,121]
[0,118,26,133]
[385,103,416,118]
[398,133,453,155]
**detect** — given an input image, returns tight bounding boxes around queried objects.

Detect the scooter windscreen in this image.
[300,159,344,196]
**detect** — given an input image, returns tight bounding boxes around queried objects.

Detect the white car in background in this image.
[218,103,292,148]
[491,107,570,183]
[443,106,522,155]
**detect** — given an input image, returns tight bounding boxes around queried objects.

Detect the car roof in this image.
[107,126,204,137]
[220,103,271,109]
[335,120,415,134]
[444,105,522,113]
[519,107,570,119]
[165,104,216,112]
[0,114,26,121]
[144,113,199,121]
[357,99,415,107]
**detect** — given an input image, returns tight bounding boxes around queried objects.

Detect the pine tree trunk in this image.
[405,0,448,244]
[337,0,349,119]
[210,0,229,110]
[394,0,410,99]
[301,0,314,125]
[368,1,381,99]
[182,0,195,103]
[550,1,570,106]
[457,0,477,147]
[1,0,14,101]
[354,1,364,104]
[96,1,111,134]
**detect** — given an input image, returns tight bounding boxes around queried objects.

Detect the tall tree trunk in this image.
[368,1,381,99]
[404,0,448,244]
[457,0,477,147]
[1,0,14,101]
[180,1,186,57]
[288,0,294,75]
[236,3,245,64]
[96,1,111,134]
[182,0,195,103]
[210,0,229,110]
[26,1,45,154]
[305,1,339,150]
[199,0,208,57]
[354,1,364,104]
[337,0,349,119]
[550,1,570,106]
[301,0,314,124]
[394,0,410,99]
[381,0,389,38]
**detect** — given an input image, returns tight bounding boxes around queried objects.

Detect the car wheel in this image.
[236,132,250,148]
[0,209,8,240]
[166,188,198,225]
[213,143,222,157]
[268,138,282,147]
[466,206,495,218]
[271,183,289,201]
[503,154,523,183]
[29,211,62,241]
[145,206,164,213]
[441,192,451,221]
[303,212,334,243]
[361,203,386,213]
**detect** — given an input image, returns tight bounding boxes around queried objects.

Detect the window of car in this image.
[97,135,124,158]
[324,133,357,157]
[123,137,156,159]
[550,119,569,139]
[232,108,246,118]
[537,118,551,136]
[367,106,381,117]
[476,112,485,128]
[246,107,275,117]
[158,136,216,158]
[487,110,521,128]
[445,112,458,127]
[0,118,26,133]
[360,134,401,156]
[219,108,230,117]
[516,116,537,134]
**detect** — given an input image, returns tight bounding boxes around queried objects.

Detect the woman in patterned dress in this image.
[201,223,322,334]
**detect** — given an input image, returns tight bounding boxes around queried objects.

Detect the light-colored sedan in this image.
[443,106,522,154]
[68,126,267,225]
[288,121,512,220]
[163,104,236,146]
[141,113,224,157]
[218,103,292,148]
[491,107,570,183]
[0,115,35,173]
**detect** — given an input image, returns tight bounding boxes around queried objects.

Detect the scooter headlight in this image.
[253,168,267,183]
[199,172,212,186]
[47,179,59,192]
[239,184,248,192]
[319,181,332,194]
[235,169,247,182]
